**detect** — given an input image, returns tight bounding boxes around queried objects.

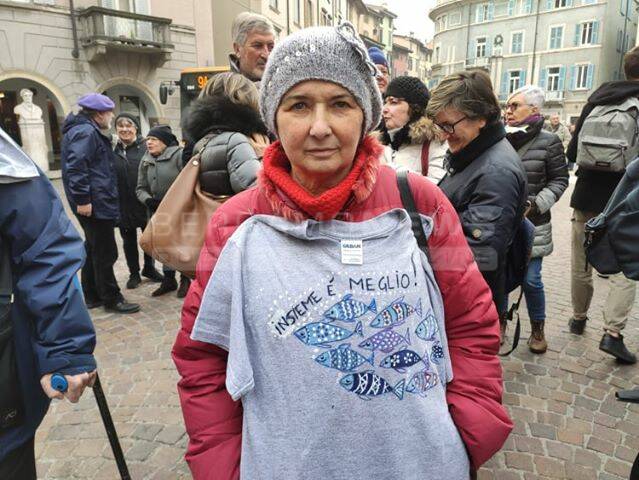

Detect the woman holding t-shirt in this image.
[173,24,512,480]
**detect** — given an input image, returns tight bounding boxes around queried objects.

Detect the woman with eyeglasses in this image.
[379,76,448,182]
[426,71,527,329]
[504,86,568,354]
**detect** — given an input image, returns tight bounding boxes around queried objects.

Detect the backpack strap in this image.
[420,142,430,177]
[0,235,12,305]
[397,171,431,262]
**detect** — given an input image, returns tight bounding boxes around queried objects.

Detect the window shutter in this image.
[586,64,594,89]
[487,38,493,56]
[558,66,566,91]
[592,21,599,44]
[574,24,581,45]
[470,39,476,58]
[566,0,573,6]
[500,71,509,97]
[546,0,554,10]
[524,0,532,13]
[540,68,547,89]
[520,69,527,85]
[487,2,495,19]
[101,0,116,7]
[476,4,485,22]
[508,0,515,15]
[134,0,150,13]
[569,65,577,90]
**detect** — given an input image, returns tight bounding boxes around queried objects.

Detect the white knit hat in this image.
[259,23,383,137]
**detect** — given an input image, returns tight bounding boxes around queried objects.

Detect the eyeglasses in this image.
[434,116,467,134]
[506,102,531,111]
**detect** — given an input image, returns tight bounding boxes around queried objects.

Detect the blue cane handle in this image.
[51,373,68,393]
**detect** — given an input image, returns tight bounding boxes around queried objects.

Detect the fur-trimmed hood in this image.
[182,95,268,144]
[378,115,440,148]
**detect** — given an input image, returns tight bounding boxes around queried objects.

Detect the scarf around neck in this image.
[446,121,506,174]
[260,136,382,221]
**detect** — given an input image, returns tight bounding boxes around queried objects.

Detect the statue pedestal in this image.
[18,120,49,174]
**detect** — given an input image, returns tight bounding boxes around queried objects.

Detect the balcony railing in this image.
[77,6,174,63]
[465,57,490,68]
[545,90,565,102]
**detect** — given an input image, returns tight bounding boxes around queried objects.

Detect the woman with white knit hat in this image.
[173,23,511,479]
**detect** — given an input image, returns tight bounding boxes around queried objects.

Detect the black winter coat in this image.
[439,122,528,307]
[567,81,639,213]
[113,136,148,230]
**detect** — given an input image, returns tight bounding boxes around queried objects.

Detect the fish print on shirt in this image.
[379,349,429,374]
[324,294,377,323]
[294,321,363,348]
[406,369,439,397]
[369,296,422,329]
[339,370,405,401]
[430,341,444,364]
[315,343,374,372]
[415,311,439,342]
[359,327,411,354]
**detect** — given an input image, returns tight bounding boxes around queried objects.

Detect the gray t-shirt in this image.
[192,209,470,479]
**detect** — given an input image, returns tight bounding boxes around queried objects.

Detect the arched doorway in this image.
[97,79,162,135]
[0,77,67,172]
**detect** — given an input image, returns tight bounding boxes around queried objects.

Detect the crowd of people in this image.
[2,10,639,480]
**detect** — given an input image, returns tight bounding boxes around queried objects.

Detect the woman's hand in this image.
[249,134,270,158]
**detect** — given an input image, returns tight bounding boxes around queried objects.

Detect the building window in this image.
[475,3,492,22]
[549,26,564,49]
[509,70,522,93]
[305,0,313,27]
[408,58,414,70]
[575,64,588,88]
[294,0,301,24]
[547,66,561,90]
[434,46,440,63]
[321,8,330,26]
[476,37,487,57]
[269,0,278,11]
[511,31,524,54]
[522,0,533,13]
[449,11,462,26]
[494,0,509,17]
[554,0,567,7]
[576,21,599,45]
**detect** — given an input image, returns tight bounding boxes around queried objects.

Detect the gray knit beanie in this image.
[260,22,382,137]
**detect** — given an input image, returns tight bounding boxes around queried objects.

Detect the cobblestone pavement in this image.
[35,178,639,479]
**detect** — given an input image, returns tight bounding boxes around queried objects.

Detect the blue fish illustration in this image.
[379,349,428,374]
[339,370,405,401]
[294,321,363,348]
[430,341,444,364]
[415,312,439,342]
[324,294,377,323]
[314,343,374,372]
[406,369,439,397]
[370,296,422,329]
[359,327,411,353]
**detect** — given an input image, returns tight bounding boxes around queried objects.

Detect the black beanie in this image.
[385,76,430,110]
[115,112,141,133]
[147,125,178,147]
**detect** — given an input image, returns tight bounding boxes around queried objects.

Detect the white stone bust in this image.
[14,88,43,123]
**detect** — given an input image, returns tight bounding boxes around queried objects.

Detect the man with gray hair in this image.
[230,12,275,82]
[543,113,571,151]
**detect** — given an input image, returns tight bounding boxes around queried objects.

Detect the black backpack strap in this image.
[396,171,431,261]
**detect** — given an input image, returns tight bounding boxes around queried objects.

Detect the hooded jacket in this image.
[172,136,513,478]
[0,148,96,461]
[507,119,569,258]
[182,96,268,196]
[113,136,148,229]
[136,145,183,206]
[60,113,120,220]
[567,80,639,213]
[380,116,448,183]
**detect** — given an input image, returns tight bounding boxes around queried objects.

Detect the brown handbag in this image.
[139,138,228,278]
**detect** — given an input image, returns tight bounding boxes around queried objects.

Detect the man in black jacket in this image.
[567,46,639,364]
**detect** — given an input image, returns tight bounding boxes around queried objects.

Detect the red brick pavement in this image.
[33,178,639,479]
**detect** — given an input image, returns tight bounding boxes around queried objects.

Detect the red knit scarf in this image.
[261,136,382,221]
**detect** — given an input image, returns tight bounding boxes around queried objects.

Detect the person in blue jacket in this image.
[0,127,97,479]
[61,93,140,314]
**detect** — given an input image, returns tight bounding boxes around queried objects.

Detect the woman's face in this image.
[146,136,167,157]
[116,119,137,145]
[505,93,537,125]
[434,107,486,154]
[382,97,411,131]
[375,64,389,93]
[276,80,364,195]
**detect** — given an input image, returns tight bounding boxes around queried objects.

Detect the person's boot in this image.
[126,272,142,289]
[599,332,637,364]
[104,299,141,314]
[152,277,178,297]
[499,313,508,346]
[142,266,164,283]
[177,276,191,299]
[528,321,548,354]
[569,316,587,335]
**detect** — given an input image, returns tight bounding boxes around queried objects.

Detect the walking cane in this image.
[51,372,131,480]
